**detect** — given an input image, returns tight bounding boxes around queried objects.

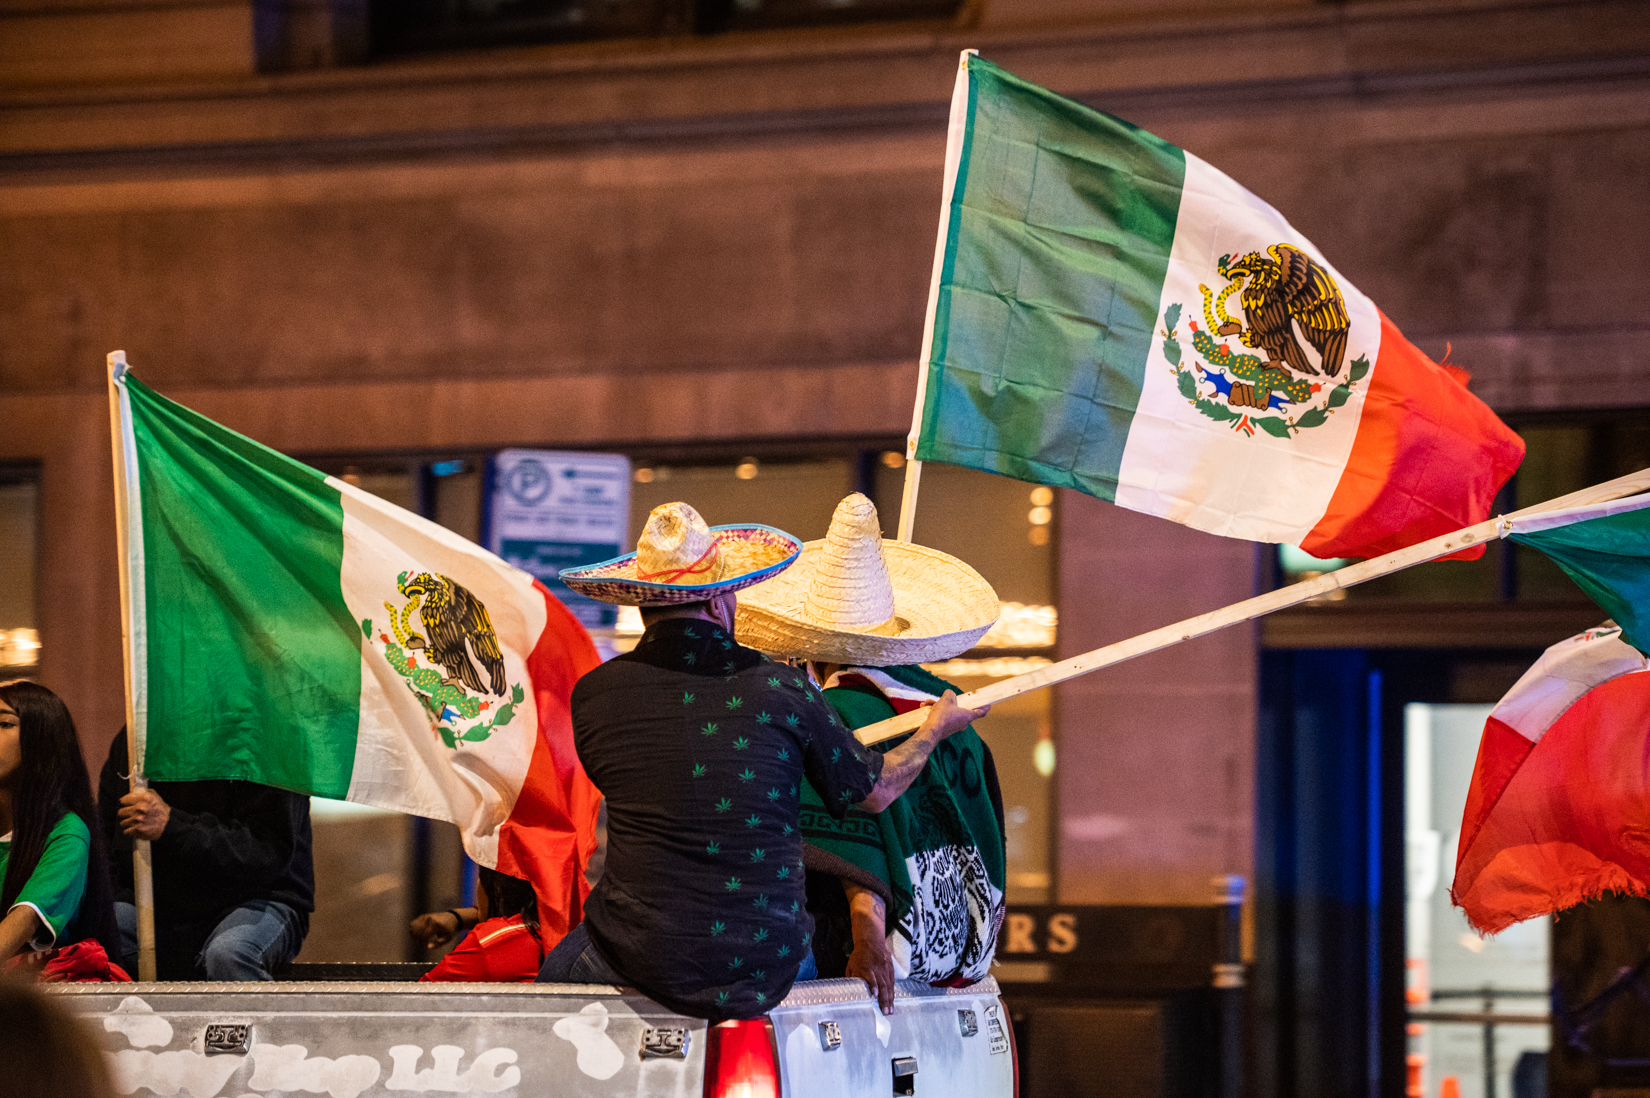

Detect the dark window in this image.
[0,466,40,674]
[370,0,963,54]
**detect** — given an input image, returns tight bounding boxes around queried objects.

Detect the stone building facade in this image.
[3,0,1646,1090]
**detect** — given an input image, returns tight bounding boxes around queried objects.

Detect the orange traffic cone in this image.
[1439,1077,1461,1098]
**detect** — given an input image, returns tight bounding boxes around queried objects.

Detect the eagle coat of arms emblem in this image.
[360,571,524,748]
[1161,242,1370,439]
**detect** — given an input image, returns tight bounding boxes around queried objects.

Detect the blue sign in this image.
[488,450,630,629]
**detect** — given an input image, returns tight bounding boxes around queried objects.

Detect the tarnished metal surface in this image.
[50,982,703,1098]
[49,975,1013,1098]
[767,977,1013,1098]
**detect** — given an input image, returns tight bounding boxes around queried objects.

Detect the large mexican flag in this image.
[913,53,1524,559]
[110,365,601,940]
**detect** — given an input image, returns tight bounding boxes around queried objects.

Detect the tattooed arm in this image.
[855,692,988,814]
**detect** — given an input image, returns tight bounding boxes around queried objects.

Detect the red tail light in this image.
[703,1017,779,1098]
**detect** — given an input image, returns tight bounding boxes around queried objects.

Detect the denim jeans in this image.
[536,922,818,985]
[117,899,305,981]
[536,922,625,984]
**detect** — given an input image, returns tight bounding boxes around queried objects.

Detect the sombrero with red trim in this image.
[561,501,802,607]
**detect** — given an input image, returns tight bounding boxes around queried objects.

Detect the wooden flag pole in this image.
[895,48,976,544]
[106,350,157,982]
[858,466,1650,745]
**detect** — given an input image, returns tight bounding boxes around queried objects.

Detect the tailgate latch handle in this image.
[640,1025,691,1059]
[892,1055,918,1096]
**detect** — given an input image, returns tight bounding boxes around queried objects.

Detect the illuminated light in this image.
[634,467,656,484]
[703,1018,779,1098]
[735,460,760,481]
[615,605,644,636]
[0,628,41,668]
[922,656,1053,680]
[1028,526,1050,546]
[430,459,466,477]
[1028,506,1052,526]
[341,471,363,487]
[976,603,1056,649]
[881,451,906,469]
[1033,739,1056,778]
[1029,486,1053,506]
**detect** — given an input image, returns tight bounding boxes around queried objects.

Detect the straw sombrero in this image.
[735,493,998,666]
[561,502,801,607]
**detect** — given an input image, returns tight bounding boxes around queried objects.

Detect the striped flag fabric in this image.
[1451,622,1650,933]
[912,53,1525,559]
[1508,494,1650,656]
[111,366,602,942]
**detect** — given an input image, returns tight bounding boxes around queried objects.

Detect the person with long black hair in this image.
[0,681,119,968]
[418,867,544,983]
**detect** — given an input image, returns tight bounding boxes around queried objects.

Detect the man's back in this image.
[572,618,882,1020]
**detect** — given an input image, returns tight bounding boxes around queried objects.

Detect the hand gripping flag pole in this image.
[106,350,158,981]
[895,48,976,543]
[859,466,1650,746]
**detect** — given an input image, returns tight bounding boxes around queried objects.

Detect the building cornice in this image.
[1,0,1646,172]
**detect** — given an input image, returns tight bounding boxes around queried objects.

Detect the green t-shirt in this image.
[0,812,89,950]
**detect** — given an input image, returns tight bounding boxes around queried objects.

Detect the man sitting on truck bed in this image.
[539,502,985,1021]
[736,493,1007,1014]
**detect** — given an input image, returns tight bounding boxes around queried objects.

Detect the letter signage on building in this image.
[487,450,630,630]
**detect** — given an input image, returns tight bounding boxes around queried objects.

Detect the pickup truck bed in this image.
[50,975,1015,1098]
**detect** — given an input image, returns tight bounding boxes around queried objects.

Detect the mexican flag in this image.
[1451,493,1650,933]
[110,364,602,940]
[912,53,1525,559]
[1451,623,1650,933]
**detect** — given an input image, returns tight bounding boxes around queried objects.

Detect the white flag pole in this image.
[859,466,1650,745]
[106,350,157,982]
[896,48,977,543]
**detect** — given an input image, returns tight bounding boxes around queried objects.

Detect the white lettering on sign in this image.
[384,1046,520,1093]
[248,1044,381,1098]
[105,1049,243,1098]
[550,1002,625,1080]
[999,912,1081,955]
[1047,914,1079,954]
[104,996,174,1049]
[1003,914,1037,953]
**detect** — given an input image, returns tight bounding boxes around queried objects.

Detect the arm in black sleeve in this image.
[97,731,136,897]
[158,785,300,889]
[796,686,884,820]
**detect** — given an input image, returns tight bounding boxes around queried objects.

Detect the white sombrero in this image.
[561,501,801,607]
[735,493,998,666]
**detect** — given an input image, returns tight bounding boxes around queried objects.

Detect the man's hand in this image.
[409,910,468,950]
[117,789,171,841]
[844,884,897,1015]
[917,690,989,744]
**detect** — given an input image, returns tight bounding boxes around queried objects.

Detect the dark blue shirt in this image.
[572,618,883,1020]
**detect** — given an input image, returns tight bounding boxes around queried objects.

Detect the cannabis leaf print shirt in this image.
[570,617,883,1020]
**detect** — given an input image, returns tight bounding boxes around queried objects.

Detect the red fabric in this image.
[493,580,604,953]
[4,940,133,983]
[1451,670,1650,933]
[1302,312,1524,561]
[1455,717,1535,869]
[836,674,927,715]
[420,915,543,983]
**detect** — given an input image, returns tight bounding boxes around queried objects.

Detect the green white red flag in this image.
[1451,492,1650,932]
[110,365,601,941]
[912,53,1525,559]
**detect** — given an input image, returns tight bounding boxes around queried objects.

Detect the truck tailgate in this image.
[49,981,707,1098]
[767,976,1014,1098]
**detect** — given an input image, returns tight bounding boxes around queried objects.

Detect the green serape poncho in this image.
[799,664,1006,984]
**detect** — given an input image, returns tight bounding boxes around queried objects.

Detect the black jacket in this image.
[98,729,315,939]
